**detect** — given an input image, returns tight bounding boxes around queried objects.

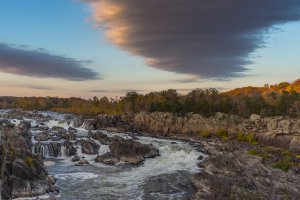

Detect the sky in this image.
[0,0,300,98]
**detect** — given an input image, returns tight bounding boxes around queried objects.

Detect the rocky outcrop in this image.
[134,112,300,153]
[0,126,56,199]
[192,140,300,199]
[95,136,159,165]
[82,114,130,131]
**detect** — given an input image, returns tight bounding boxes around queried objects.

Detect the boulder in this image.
[72,155,80,162]
[75,159,89,166]
[34,132,52,141]
[109,137,159,164]
[289,136,300,152]
[80,139,99,154]
[89,131,112,145]
[95,153,120,165]
[16,120,31,131]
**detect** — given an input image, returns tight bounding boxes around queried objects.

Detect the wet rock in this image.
[64,132,76,141]
[51,126,67,134]
[1,128,54,199]
[80,139,99,154]
[95,152,120,165]
[64,141,77,156]
[89,131,112,145]
[34,132,52,141]
[0,119,15,128]
[16,120,31,131]
[109,137,159,164]
[75,159,89,166]
[72,155,80,162]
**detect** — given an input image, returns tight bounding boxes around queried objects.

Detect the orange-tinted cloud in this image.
[83,0,300,78]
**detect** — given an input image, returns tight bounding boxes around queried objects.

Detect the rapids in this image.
[1,110,203,200]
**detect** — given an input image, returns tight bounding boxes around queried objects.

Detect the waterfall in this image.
[33,142,67,158]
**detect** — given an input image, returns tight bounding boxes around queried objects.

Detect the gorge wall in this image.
[134,112,300,153]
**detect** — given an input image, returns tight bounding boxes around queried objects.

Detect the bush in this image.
[237,132,259,145]
[199,130,212,138]
[216,129,229,139]
[272,159,292,172]
[25,156,34,168]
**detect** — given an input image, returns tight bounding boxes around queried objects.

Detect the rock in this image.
[64,141,77,156]
[80,139,99,154]
[72,155,80,162]
[1,128,55,199]
[135,112,300,153]
[109,137,159,164]
[82,115,128,131]
[34,132,52,141]
[289,136,300,152]
[192,140,300,199]
[75,159,89,166]
[68,127,77,133]
[89,131,112,145]
[16,120,31,131]
[250,114,261,122]
[51,126,67,134]
[95,153,120,165]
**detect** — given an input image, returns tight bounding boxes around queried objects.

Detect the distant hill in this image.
[225,79,300,96]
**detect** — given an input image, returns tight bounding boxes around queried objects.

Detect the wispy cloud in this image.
[83,0,300,78]
[87,89,144,93]
[0,43,100,81]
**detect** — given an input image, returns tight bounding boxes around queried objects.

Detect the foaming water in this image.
[49,136,202,200]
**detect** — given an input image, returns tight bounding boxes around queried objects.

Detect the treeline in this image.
[0,80,300,118]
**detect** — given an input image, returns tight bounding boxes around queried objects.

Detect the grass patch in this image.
[248,149,270,158]
[272,159,292,172]
[25,156,34,168]
[216,129,229,140]
[237,132,259,145]
[199,130,212,138]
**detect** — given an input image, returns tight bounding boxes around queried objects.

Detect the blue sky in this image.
[0,0,299,98]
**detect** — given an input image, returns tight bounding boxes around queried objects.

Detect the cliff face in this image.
[0,121,56,199]
[134,112,300,152]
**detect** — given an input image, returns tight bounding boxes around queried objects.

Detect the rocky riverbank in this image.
[1,109,300,199]
[0,120,57,199]
[134,112,300,153]
[192,139,300,199]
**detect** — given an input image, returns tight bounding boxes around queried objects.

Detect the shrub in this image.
[25,156,34,168]
[237,132,259,145]
[216,129,229,139]
[272,159,292,172]
[199,130,211,138]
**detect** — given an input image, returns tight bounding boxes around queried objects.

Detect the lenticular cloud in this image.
[84,0,300,78]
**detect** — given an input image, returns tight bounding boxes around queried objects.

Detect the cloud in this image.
[87,89,144,93]
[0,43,100,81]
[24,85,55,91]
[83,0,300,78]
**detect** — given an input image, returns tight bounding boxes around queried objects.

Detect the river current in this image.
[1,110,202,200]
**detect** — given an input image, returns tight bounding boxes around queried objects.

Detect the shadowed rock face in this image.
[0,123,56,199]
[134,112,300,153]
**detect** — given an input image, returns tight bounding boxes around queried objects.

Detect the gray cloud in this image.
[0,43,100,81]
[84,0,300,78]
[24,85,55,91]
